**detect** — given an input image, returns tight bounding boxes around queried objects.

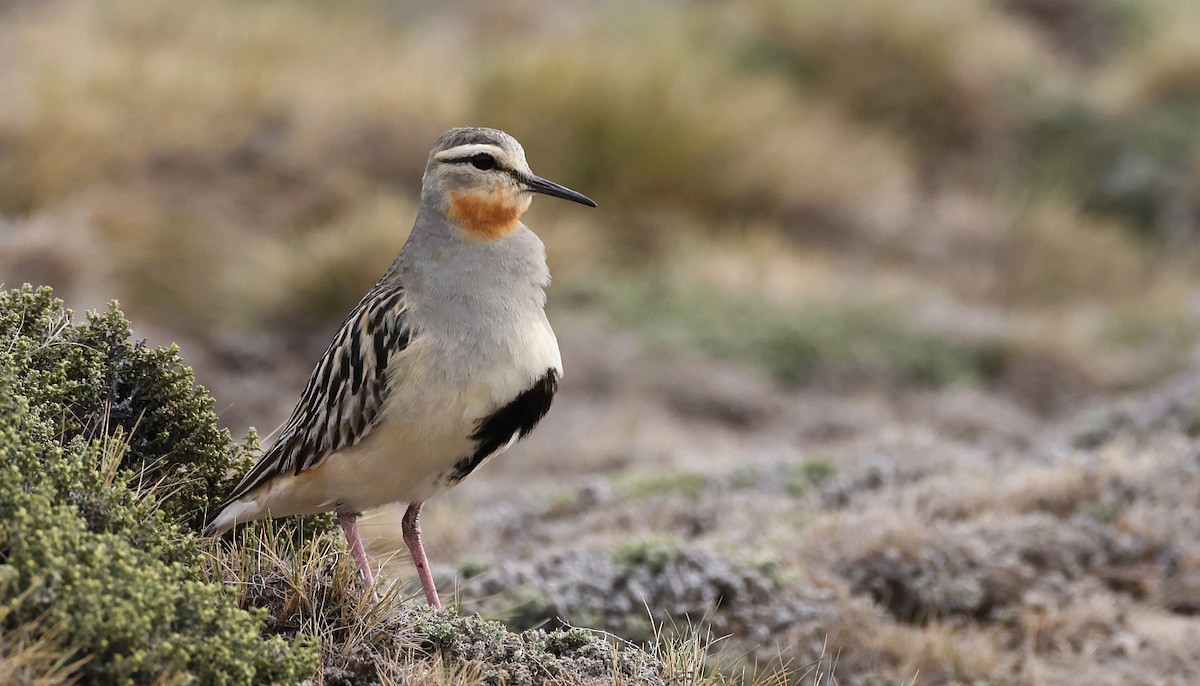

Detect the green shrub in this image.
[0,285,254,532]
[0,285,318,684]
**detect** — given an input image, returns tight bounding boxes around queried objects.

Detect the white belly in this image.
[252,319,561,518]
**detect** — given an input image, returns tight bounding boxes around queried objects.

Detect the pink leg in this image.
[402,502,442,609]
[338,512,380,604]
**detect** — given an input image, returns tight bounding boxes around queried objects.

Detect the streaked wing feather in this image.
[222,279,410,504]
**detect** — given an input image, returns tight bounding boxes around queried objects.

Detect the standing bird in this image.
[204,127,595,609]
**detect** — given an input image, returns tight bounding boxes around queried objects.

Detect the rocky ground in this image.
[181,315,1200,685]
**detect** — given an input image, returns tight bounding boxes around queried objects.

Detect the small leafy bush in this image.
[0,285,318,684]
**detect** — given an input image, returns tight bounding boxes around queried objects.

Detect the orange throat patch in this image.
[447,191,525,241]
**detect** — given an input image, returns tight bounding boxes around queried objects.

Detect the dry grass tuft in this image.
[0,581,89,686]
[205,521,726,685]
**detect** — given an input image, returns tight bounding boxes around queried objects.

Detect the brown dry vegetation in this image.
[5,0,1200,683]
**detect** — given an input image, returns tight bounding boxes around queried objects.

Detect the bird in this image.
[204,127,595,609]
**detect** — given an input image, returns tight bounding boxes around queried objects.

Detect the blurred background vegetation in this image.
[7,0,1200,682]
[2,0,1200,425]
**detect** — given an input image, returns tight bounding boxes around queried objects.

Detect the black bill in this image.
[523,174,597,208]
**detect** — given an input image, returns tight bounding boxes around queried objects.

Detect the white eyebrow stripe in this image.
[434,143,507,162]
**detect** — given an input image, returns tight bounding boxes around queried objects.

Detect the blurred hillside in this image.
[4,0,1200,683]
[2,0,1199,425]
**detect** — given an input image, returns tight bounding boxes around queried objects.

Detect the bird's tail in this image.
[203,499,264,537]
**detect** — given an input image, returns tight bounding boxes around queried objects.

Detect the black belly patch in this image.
[447,368,559,484]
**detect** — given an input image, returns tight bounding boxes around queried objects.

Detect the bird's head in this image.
[422,127,596,242]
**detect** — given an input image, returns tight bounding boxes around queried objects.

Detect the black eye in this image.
[470,153,496,170]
